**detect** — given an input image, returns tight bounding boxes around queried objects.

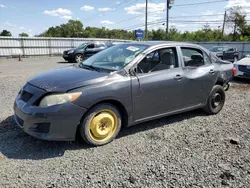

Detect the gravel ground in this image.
[0,57,250,188]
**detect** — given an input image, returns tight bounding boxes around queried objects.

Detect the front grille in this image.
[15,115,24,127]
[238,65,250,73]
[21,91,33,102]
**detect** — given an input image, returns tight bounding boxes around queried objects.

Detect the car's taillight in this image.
[232,67,237,75]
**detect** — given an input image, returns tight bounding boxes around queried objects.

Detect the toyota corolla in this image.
[14,42,234,146]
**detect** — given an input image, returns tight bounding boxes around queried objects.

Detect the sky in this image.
[0,0,250,37]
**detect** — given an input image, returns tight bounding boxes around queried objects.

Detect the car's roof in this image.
[123,41,203,48]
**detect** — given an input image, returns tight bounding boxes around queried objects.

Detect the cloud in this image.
[43,8,72,17]
[98,7,112,12]
[100,20,114,25]
[4,21,16,27]
[61,15,72,20]
[0,4,6,8]
[226,0,250,9]
[20,27,25,30]
[80,5,94,12]
[125,2,165,27]
[124,3,165,15]
[76,17,80,20]
[116,1,121,4]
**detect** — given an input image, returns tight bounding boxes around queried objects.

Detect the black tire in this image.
[79,103,122,146]
[75,54,84,63]
[203,85,226,115]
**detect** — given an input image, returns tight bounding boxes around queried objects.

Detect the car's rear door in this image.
[94,43,106,54]
[131,46,187,121]
[180,46,219,107]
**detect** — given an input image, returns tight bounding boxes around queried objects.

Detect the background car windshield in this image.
[77,43,88,49]
[210,47,225,52]
[81,44,148,71]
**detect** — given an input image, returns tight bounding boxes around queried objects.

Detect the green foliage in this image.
[19,32,29,37]
[0,30,12,36]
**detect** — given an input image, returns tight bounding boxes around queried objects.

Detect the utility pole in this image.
[166,0,170,39]
[233,17,237,41]
[145,0,148,41]
[221,11,227,40]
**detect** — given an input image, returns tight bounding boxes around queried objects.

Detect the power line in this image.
[123,18,247,31]
[101,0,139,16]
[173,0,228,7]
[113,9,166,25]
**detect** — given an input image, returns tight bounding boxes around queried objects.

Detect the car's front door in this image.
[180,47,219,107]
[223,48,235,61]
[85,43,95,58]
[131,47,187,121]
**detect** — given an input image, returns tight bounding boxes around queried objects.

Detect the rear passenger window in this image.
[137,47,178,74]
[181,48,208,67]
[95,43,106,48]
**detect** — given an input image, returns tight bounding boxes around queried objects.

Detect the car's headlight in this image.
[68,50,74,54]
[39,92,82,107]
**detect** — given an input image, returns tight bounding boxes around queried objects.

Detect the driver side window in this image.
[136,47,178,74]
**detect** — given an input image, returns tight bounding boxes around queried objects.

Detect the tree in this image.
[226,6,249,41]
[0,30,12,36]
[19,32,29,37]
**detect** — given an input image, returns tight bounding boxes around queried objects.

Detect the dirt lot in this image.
[0,57,250,188]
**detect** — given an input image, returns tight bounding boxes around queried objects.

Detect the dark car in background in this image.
[63,41,110,63]
[209,46,239,62]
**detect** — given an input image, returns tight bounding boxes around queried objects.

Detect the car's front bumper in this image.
[234,66,250,79]
[63,53,74,61]
[14,84,87,141]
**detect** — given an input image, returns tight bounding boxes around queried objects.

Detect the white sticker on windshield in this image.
[126,46,139,52]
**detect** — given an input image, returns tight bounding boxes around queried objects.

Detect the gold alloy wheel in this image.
[88,109,118,142]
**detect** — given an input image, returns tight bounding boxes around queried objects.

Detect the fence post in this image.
[242,42,245,59]
[71,38,74,48]
[48,38,52,56]
[20,37,25,57]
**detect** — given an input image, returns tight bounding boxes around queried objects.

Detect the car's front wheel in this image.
[203,85,226,115]
[75,54,84,63]
[80,104,122,146]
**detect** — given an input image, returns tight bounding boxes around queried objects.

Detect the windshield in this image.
[80,44,148,71]
[76,43,88,49]
[210,46,226,52]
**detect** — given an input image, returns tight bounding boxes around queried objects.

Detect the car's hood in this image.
[235,57,250,65]
[28,66,109,92]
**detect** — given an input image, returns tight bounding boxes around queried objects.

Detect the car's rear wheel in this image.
[203,85,226,115]
[80,104,121,146]
[75,54,84,63]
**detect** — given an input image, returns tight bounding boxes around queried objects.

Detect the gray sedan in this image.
[14,42,234,146]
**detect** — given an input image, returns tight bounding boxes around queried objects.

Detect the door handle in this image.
[174,74,182,80]
[209,69,215,74]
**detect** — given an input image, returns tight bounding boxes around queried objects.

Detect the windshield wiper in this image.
[78,64,102,72]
